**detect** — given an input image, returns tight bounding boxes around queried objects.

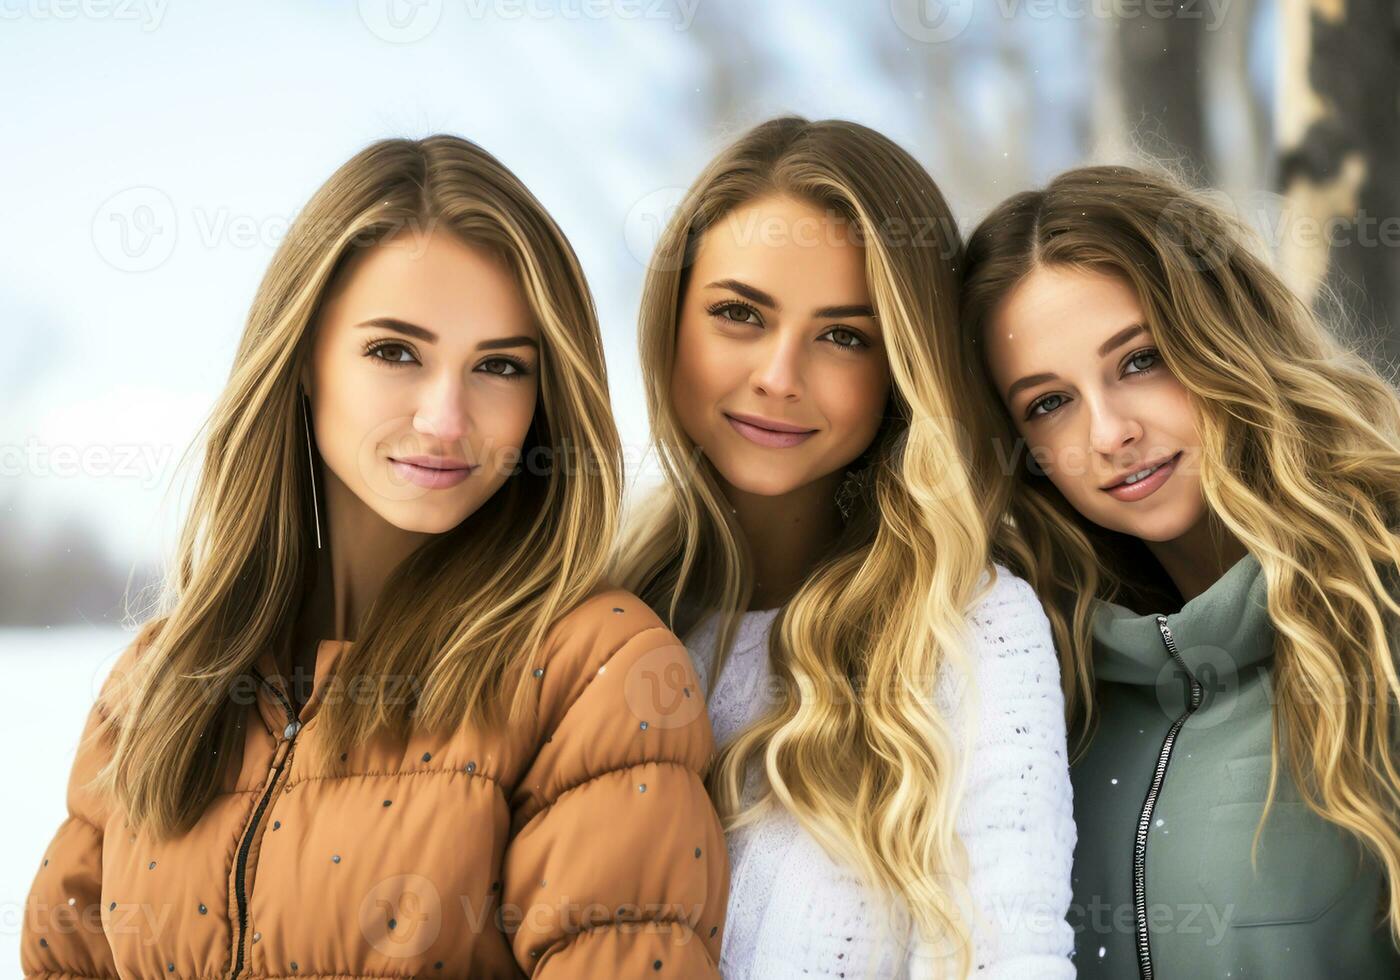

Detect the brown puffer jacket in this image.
[21,587,727,978]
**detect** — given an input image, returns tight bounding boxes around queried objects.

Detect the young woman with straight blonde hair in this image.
[961,164,1400,978]
[612,115,1077,979]
[23,134,727,978]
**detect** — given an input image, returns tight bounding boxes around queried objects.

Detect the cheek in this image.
[476,381,538,467]
[1006,416,1041,472]
[313,364,400,479]
[670,319,732,427]
[1030,434,1069,488]
[818,360,888,446]
[1019,422,1091,498]
[1159,381,1201,445]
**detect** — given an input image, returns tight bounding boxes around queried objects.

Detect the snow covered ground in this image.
[0,627,133,971]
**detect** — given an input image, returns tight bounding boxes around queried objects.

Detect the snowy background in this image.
[1,0,1299,966]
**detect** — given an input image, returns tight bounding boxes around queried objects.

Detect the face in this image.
[982,264,1204,543]
[303,227,540,535]
[670,193,891,498]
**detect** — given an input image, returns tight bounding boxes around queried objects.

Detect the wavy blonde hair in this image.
[959,164,1400,941]
[97,134,622,839]
[611,116,999,977]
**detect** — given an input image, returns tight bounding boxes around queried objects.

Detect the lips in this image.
[1103,454,1174,490]
[1101,451,1181,502]
[724,412,817,434]
[723,413,818,449]
[392,454,471,470]
[388,455,475,490]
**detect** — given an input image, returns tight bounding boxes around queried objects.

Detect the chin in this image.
[711,459,805,498]
[378,503,474,535]
[1102,503,1205,544]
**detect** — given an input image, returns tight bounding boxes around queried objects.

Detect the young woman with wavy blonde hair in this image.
[612,115,1076,979]
[23,134,727,978]
[961,164,1400,978]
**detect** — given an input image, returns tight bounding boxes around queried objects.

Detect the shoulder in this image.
[94,619,164,720]
[952,567,1071,766]
[534,586,690,717]
[513,586,714,813]
[968,563,1053,636]
[118,619,162,667]
[962,564,1062,694]
[540,586,674,670]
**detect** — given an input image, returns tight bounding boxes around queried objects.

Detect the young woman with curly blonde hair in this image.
[963,164,1400,978]
[614,116,1077,979]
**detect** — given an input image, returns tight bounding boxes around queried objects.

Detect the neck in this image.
[1144,510,1249,604]
[719,468,845,611]
[297,466,431,644]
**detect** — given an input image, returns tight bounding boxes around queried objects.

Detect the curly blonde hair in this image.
[613,116,1000,977]
[961,164,1400,942]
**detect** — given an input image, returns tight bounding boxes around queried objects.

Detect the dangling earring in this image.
[835,462,873,523]
[837,423,888,523]
[299,386,323,550]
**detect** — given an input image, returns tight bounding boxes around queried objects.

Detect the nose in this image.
[1086,392,1144,458]
[411,374,470,447]
[749,330,805,401]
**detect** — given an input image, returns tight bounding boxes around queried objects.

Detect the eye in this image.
[1124,348,1159,375]
[707,300,762,326]
[1026,393,1067,420]
[822,326,868,351]
[478,356,532,379]
[365,340,419,367]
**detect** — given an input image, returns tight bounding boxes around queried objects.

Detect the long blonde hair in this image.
[960,164,1400,940]
[98,134,623,839]
[612,116,998,976]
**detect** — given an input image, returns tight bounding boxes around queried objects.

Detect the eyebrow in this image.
[1003,323,1149,402]
[704,279,877,320]
[356,317,539,351]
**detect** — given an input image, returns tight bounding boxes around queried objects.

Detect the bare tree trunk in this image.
[1278,0,1400,377]
[1201,0,1269,203]
[1114,5,1211,181]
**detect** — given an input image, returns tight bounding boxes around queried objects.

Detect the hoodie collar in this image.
[1091,551,1273,686]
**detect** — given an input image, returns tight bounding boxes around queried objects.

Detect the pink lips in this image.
[1102,451,1180,502]
[724,413,817,448]
[388,455,476,489]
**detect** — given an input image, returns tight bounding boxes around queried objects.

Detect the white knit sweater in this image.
[683,564,1077,979]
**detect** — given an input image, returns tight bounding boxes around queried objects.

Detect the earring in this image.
[299,386,323,550]
[835,463,873,522]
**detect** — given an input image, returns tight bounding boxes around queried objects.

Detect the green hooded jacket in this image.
[1068,551,1399,978]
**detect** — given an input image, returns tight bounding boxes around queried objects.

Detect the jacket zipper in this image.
[231,668,302,980]
[1132,615,1202,979]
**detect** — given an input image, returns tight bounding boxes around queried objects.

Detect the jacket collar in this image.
[1091,551,1273,685]
[251,638,351,732]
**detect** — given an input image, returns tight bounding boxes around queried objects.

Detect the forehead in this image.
[984,264,1144,384]
[691,194,869,305]
[326,228,536,336]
